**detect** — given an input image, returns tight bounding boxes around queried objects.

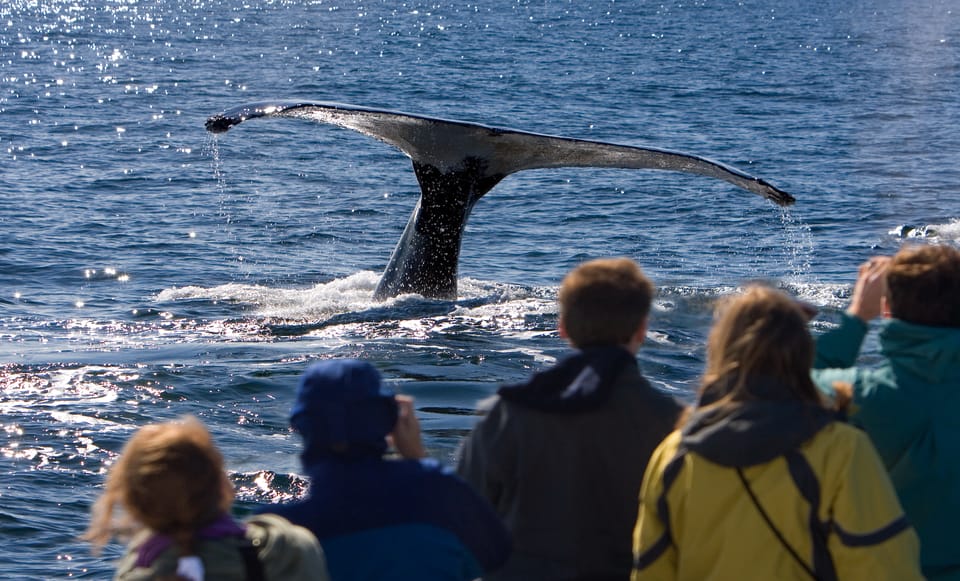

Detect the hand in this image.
[832,381,853,414]
[388,395,427,459]
[848,256,891,322]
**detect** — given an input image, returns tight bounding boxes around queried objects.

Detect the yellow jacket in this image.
[633,402,923,581]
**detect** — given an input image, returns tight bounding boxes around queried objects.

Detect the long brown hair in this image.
[84,416,234,557]
[694,285,824,418]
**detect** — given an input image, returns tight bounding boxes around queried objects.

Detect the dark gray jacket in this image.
[457,350,682,581]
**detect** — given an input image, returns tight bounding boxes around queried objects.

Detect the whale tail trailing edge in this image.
[206,101,796,299]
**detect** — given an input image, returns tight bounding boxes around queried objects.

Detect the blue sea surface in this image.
[2,0,959,577]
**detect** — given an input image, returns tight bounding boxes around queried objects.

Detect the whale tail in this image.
[206,101,795,299]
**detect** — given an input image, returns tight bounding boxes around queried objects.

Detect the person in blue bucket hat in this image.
[290,359,402,462]
[260,359,511,581]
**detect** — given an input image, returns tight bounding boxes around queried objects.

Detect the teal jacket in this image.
[813,312,960,580]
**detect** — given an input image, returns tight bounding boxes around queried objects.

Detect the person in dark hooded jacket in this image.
[632,285,922,581]
[457,257,683,581]
[260,359,511,581]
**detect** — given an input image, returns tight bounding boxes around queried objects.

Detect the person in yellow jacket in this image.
[632,285,923,581]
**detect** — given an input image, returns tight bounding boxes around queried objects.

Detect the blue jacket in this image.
[262,457,511,581]
[814,312,960,580]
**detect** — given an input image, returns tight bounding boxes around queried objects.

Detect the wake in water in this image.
[150,266,856,342]
[155,273,557,340]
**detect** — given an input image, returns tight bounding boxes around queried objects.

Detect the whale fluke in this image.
[206,101,795,300]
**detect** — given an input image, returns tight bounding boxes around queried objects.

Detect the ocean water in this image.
[2,0,959,577]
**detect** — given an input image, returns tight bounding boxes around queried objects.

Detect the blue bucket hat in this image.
[290,359,398,461]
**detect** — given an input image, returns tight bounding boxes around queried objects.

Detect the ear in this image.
[626,316,649,353]
[558,316,569,340]
[881,295,892,318]
[635,317,648,343]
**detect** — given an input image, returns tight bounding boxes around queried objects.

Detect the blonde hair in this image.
[84,417,234,556]
[558,257,654,347]
[696,285,823,414]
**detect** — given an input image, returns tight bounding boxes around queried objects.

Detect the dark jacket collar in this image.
[497,345,637,413]
[682,379,839,467]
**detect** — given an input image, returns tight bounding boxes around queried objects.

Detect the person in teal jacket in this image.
[813,243,960,580]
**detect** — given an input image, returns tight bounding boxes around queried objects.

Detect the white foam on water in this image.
[929,218,960,243]
[157,271,383,320]
[156,273,556,323]
[889,218,960,244]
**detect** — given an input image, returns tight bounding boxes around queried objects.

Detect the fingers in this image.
[857,256,890,277]
[390,395,427,459]
[863,255,892,273]
[848,256,890,322]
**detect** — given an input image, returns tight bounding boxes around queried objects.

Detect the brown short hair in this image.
[887,244,960,328]
[558,257,654,347]
[84,417,234,554]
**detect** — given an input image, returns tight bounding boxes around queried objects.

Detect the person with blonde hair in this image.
[814,243,960,579]
[458,257,683,580]
[633,285,922,580]
[84,416,328,581]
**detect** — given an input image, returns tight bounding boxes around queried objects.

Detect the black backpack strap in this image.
[784,449,837,581]
[239,542,266,581]
[736,467,819,580]
[736,450,838,581]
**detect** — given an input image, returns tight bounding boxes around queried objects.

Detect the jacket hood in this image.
[682,379,838,467]
[496,345,637,413]
[881,319,960,384]
[291,359,398,462]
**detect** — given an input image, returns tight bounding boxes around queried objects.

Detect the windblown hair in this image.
[84,417,234,557]
[887,244,960,328]
[697,285,823,411]
[558,257,654,348]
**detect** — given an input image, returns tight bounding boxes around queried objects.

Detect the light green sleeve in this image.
[812,312,871,400]
[247,513,330,581]
[813,312,869,370]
